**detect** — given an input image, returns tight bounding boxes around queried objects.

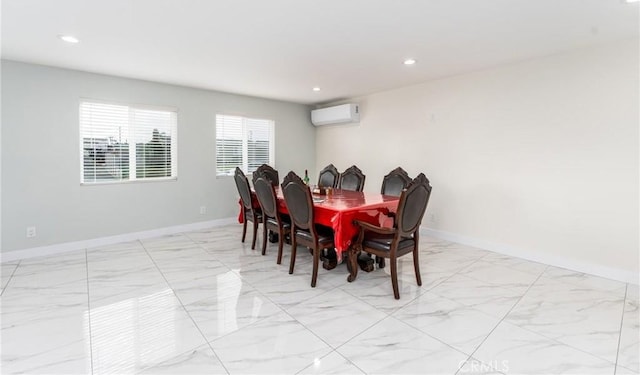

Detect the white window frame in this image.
[215,114,275,176]
[79,99,178,185]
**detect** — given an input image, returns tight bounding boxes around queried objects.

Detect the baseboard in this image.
[421,226,639,286]
[0,217,237,263]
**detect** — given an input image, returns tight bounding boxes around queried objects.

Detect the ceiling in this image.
[2,0,638,105]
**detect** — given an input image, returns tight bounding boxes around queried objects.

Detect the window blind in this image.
[216,115,274,176]
[80,100,178,184]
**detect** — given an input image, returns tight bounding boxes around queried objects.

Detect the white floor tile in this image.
[1,262,19,294]
[1,340,92,374]
[506,276,625,363]
[169,270,245,305]
[297,351,365,375]
[429,273,525,318]
[209,311,332,374]
[616,365,639,374]
[392,291,501,354]
[1,225,633,375]
[480,251,548,276]
[473,321,615,374]
[1,308,91,374]
[458,259,540,290]
[90,289,208,374]
[542,266,627,294]
[184,284,282,341]
[458,357,507,374]
[617,296,639,372]
[136,345,228,374]
[286,288,387,347]
[337,316,468,374]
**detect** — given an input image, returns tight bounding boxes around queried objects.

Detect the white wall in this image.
[1,61,315,254]
[316,39,639,282]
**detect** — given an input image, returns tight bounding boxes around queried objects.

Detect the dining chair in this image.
[255,164,279,186]
[252,173,291,264]
[234,167,262,250]
[339,165,365,192]
[281,171,335,287]
[370,167,414,268]
[317,164,339,188]
[381,167,412,196]
[352,173,432,299]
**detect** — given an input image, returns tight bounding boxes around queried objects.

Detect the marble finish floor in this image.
[1,225,638,374]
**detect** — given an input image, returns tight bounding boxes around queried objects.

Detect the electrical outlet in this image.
[199,206,206,215]
[26,226,37,238]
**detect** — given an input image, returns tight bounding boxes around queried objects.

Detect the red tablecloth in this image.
[239,189,399,262]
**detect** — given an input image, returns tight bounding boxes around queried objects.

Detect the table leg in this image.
[268,231,279,243]
[347,245,360,282]
[322,248,337,270]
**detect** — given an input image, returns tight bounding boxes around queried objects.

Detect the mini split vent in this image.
[311,103,360,126]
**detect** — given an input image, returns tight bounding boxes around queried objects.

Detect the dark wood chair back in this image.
[253,173,291,262]
[234,167,262,249]
[317,164,339,188]
[234,167,253,211]
[281,171,314,231]
[381,167,412,196]
[396,173,432,235]
[339,165,365,192]
[253,174,278,219]
[256,164,279,186]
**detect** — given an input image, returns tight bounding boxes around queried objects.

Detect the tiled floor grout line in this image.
[276,242,493,371]
[613,283,629,375]
[0,260,21,296]
[276,300,368,374]
[83,248,95,375]
[195,233,389,374]
[490,278,628,367]
[503,312,625,369]
[453,266,548,375]
[5,226,634,374]
[156,233,313,359]
[386,313,478,372]
[457,265,628,373]
[293,349,367,375]
[190,236,356,374]
[427,257,542,374]
[325,250,492,371]
[138,238,232,375]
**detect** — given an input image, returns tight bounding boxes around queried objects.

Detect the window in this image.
[216,114,274,176]
[80,100,177,184]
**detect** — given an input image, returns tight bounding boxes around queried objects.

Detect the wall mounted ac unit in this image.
[311,103,360,126]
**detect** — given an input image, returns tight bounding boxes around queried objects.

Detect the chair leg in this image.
[241,218,247,243]
[276,233,284,265]
[311,247,319,288]
[261,223,268,256]
[413,248,422,286]
[289,235,297,274]
[251,220,258,250]
[390,256,400,299]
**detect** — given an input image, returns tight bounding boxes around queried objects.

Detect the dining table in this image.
[239,187,400,264]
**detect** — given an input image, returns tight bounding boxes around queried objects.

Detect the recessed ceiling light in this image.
[403,59,416,65]
[625,0,639,3]
[58,35,80,44]
[312,87,321,92]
